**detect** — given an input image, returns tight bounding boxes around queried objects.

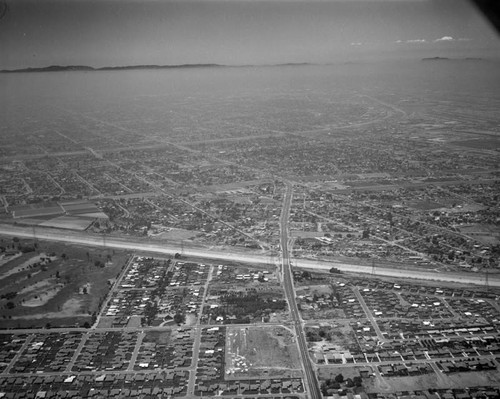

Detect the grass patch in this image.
[0,238,129,328]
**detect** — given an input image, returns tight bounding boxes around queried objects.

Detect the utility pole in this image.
[32,225,39,252]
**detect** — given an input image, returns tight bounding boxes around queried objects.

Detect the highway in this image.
[279,183,323,399]
[0,223,498,287]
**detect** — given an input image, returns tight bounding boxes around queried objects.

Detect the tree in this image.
[173,313,185,325]
[352,376,363,387]
[6,302,15,309]
[335,373,344,383]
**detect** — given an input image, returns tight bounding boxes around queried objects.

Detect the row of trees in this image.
[320,374,363,395]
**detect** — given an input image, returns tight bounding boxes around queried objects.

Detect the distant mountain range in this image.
[0,58,486,73]
[421,56,483,61]
[0,62,315,73]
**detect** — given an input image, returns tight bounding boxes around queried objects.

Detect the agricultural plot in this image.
[225,326,302,379]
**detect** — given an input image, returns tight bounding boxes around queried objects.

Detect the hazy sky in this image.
[1,0,499,69]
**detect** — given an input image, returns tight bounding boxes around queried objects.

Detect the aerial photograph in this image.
[0,0,499,398]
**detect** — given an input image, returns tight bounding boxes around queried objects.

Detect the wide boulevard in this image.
[0,224,498,287]
[279,182,322,399]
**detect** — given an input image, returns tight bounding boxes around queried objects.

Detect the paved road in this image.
[0,224,499,287]
[352,287,387,342]
[93,254,135,328]
[279,183,322,399]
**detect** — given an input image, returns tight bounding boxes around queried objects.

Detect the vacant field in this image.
[453,138,500,150]
[407,200,447,211]
[0,238,129,328]
[364,369,500,393]
[290,231,322,238]
[38,216,94,230]
[149,228,200,241]
[142,330,172,345]
[459,224,500,245]
[225,326,302,379]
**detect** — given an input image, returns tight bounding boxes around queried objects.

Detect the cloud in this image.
[434,36,454,42]
[350,42,363,46]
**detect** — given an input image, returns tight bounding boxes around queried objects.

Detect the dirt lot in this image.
[364,369,500,393]
[0,237,129,328]
[225,326,302,379]
[459,224,500,245]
